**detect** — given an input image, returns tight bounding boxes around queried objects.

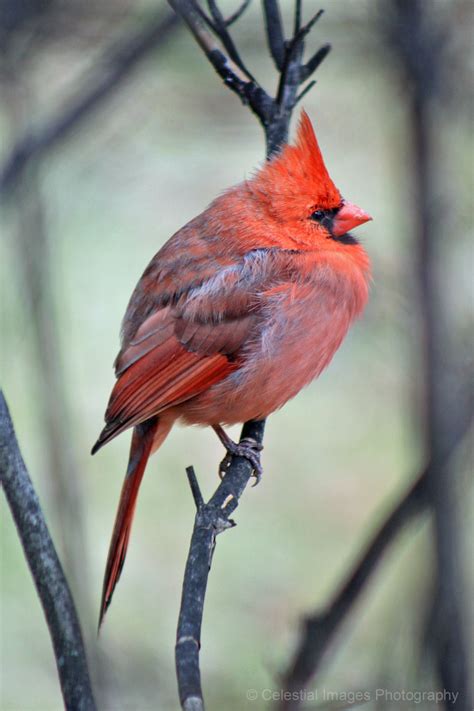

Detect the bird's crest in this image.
[249,111,341,218]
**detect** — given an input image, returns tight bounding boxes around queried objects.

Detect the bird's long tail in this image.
[98,416,170,628]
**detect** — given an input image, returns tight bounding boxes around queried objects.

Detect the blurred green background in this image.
[1,1,472,709]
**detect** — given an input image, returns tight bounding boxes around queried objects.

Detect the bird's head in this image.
[246,111,372,249]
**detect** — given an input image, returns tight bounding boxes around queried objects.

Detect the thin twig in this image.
[186,465,205,511]
[295,79,316,105]
[0,10,179,194]
[169,0,270,126]
[206,0,256,80]
[225,0,252,27]
[301,43,331,81]
[263,0,286,70]
[293,8,324,45]
[0,392,96,711]
[279,7,324,89]
[294,0,302,36]
[168,0,248,81]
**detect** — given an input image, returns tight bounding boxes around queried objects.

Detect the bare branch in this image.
[169,0,247,79]
[273,12,329,146]
[225,0,252,27]
[176,420,265,711]
[206,0,255,80]
[169,0,330,156]
[0,10,179,195]
[281,471,428,707]
[169,0,270,127]
[301,43,331,81]
[294,0,302,35]
[281,8,324,78]
[263,0,286,70]
[295,8,324,43]
[190,2,220,33]
[0,392,96,711]
[295,79,316,105]
[382,3,472,707]
[186,465,205,511]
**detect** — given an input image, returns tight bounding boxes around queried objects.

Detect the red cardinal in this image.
[93,112,371,625]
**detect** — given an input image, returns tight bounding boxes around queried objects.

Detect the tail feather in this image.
[98,417,159,629]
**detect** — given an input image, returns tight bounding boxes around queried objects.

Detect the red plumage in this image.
[93,111,372,625]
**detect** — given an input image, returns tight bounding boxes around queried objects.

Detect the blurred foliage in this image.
[0,1,472,709]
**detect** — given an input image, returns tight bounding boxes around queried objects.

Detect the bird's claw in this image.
[218,436,264,485]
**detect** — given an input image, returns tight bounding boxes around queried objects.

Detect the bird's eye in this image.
[310,210,324,222]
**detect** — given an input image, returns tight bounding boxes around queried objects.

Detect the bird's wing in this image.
[93,241,292,451]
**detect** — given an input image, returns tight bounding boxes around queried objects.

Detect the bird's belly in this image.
[179,281,357,426]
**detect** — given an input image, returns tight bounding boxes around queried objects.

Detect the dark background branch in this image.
[0,9,179,195]
[2,51,93,634]
[0,392,96,711]
[279,414,472,708]
[384,3,472,708]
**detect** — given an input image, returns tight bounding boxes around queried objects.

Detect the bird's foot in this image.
[212,426,264,486]
[218,438,264,486]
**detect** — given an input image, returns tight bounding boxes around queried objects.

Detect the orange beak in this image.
[332,200,372,237]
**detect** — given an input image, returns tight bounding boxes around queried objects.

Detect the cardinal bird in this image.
[93,111,371,625]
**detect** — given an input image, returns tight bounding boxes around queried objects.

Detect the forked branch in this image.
[169,0,331,155]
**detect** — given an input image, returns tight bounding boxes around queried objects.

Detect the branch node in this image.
[177,635,201,650]
[211,508,234,535]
